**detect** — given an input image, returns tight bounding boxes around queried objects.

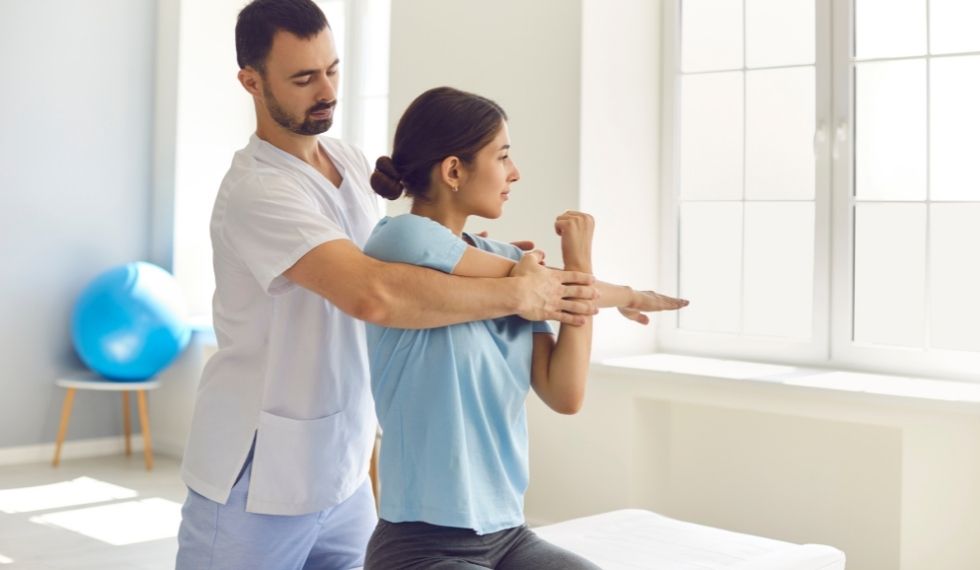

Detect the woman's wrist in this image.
[564,262,593,274]
[623,285,638,309]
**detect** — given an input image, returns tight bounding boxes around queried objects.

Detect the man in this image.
[175,1,599,568]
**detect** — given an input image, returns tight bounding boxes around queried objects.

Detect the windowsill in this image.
[593,353,980,413]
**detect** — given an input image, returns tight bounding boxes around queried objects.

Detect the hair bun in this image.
[371,156,404,200]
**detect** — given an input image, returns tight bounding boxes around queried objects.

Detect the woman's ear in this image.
[439,156,464,190]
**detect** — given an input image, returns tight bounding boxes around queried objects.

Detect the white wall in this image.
[0,0,157,447]
[526,363,980,570]
[579,0,662,358]
[387,0,584,263]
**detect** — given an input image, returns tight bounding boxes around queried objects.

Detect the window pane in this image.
[680,72,744,200]
[930,55,980,201]
[930,0,980,55]
[318,1,346,134]
[318,1,346,59]
[358,95,389,163]
[854,0,926,60]
[745,67,815,200]
[681,0,743,72]
[746,0,814,68]
[355,0,391,97]
[743,202,814,339]
[853,204,926,348]
[930,204,980,352]
[855,60,927,201]
[679,202,742,333]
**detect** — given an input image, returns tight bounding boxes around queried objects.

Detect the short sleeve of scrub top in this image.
[221,176,348,295]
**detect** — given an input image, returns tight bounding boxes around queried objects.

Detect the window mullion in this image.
[813,0,835,363]
[829,0,855,367]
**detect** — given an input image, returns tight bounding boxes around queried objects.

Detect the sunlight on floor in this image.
[0,553,13,564]
[0,476,138,514]
[29,497,182,546]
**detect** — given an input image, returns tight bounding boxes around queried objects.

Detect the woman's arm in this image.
[530,212,595,414]
[452,243,688,320]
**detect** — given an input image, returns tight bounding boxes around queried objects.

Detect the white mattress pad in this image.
[533,509,845,570]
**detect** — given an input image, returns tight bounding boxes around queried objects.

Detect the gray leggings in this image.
[364,519,601,570]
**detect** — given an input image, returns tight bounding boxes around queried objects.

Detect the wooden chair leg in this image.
[136,390,153,471]
[122,391,132,456]
[52,388,76,467]
[369,432,380,510]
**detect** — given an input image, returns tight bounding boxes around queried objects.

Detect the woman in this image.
[362,86,687,569]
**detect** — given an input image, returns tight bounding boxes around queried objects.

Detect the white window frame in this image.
[828,0,980,381]
[658,0,980,382]
[657,0,833,367]
[319,0,391,161]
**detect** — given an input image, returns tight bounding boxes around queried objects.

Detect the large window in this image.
[317,0,391,162]
[661,0,980,381]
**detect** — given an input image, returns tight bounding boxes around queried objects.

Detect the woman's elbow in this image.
[552,400,584,415]
[550,389,586,415]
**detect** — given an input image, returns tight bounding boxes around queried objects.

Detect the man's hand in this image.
[511,251,597,325]
[617,290,689,325]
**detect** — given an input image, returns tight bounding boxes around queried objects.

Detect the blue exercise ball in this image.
[71,262,191,381]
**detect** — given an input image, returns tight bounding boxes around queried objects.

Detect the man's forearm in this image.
[368,261,524,329]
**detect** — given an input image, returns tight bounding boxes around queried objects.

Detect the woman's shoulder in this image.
[370,213,454,240]
[365,214,466,272]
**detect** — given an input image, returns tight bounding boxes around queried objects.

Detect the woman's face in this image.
[458,121,521,219]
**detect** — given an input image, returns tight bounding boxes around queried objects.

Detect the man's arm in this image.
[283,239,597,329]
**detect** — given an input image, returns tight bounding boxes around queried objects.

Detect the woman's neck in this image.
[410,199,469,237]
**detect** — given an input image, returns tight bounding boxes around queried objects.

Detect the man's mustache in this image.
[308,101,336,114]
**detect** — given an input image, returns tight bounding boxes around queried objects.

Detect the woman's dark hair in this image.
[371,87,508,201]
[236,0,329,73]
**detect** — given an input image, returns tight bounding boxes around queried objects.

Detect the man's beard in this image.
[263,82,334,136]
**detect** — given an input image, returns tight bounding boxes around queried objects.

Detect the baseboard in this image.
[0,436,147,466]
[152,437,185,460]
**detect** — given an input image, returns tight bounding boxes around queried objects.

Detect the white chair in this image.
[52,372,161,470]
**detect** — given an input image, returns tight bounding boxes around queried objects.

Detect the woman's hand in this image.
[554,211,595,273]
[617,290,690,325]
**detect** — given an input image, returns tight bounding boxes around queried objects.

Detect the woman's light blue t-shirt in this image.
[363,214,552,535]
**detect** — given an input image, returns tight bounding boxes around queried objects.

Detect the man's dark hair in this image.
[236,0,329,72]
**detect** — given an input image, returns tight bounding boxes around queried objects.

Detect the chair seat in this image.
[56,372,160,391]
